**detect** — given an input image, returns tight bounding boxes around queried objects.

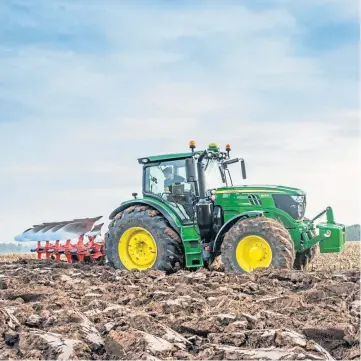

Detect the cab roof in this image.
[137,150,204,164]
[137,143,223,164]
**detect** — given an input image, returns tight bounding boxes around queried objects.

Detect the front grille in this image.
[248,194,262,206]
[272,194,306,220]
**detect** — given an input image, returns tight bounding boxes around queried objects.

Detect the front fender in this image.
[212,211,264,254]
[108,199,182,235]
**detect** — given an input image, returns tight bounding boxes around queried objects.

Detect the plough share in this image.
[14,216,105,264]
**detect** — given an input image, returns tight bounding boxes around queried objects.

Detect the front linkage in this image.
[301,207,345,253]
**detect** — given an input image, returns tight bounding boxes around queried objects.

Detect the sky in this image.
[0,0,359,243]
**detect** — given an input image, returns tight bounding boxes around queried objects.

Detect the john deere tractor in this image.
[105,142,345,273]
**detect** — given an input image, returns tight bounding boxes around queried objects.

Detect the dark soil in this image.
[0,259,359,360]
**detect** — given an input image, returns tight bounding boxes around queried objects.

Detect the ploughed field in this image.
[0,242,359,360]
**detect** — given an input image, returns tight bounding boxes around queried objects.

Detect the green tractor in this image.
[105,141,345,273]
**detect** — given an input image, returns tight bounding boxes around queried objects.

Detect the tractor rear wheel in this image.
[105,205,184,273]
[221,216,295,273]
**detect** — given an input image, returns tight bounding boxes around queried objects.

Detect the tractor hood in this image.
[215,184,305,196]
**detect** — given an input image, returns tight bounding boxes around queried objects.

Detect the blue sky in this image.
[0,0,359,242]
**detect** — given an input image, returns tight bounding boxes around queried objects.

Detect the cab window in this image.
[144,159,195,221]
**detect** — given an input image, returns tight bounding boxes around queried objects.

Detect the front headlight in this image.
[291,196,306,218]
[273,194,306,220]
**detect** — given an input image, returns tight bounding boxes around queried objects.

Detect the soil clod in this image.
[0,259,359,360]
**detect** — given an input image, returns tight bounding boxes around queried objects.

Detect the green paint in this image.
[181,225,203,268]
[116,143,345,270]
[316,223,345,253]
[120,196,183,228]
[119,195,204,267]
[207,143,220,152]
[215,185,305,195]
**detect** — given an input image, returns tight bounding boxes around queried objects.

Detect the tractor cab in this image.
[143,157,197,220]
[138,142,245,222]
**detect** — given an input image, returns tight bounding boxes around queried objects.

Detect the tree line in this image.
[0,243,33,254]
[346,224,360,241]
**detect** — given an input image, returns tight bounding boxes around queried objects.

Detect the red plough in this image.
[14,217,106,264]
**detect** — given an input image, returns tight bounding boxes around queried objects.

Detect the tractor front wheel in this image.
[105,205,184,273]
[221,216,295,273]
[293,245,319,270]
[293,224,319,271]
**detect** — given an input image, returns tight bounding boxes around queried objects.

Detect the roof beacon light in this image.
[189,140,196,152]
[226,144,231,157]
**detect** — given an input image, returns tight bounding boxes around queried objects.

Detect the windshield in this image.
[144,159,196,222]
[203,159,226,190]
[143,157,228,221]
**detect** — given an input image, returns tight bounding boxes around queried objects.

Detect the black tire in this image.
[221,216,295,273]
[293,228,319,270]
[105,205,184,273]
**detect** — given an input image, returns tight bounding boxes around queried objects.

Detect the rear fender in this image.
[109,200,181,235]
[212,211,264,255]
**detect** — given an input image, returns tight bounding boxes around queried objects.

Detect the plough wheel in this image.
[105,205,184,273]
[221,216,295,273]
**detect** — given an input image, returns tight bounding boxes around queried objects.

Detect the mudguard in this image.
[108,199,181,235]
[212,210,264,254]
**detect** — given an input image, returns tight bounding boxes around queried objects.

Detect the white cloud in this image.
[0,0,359,243]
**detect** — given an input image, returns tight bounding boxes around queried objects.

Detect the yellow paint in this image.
[235,235,272,272]
[118,227,157,270]
[215,189,285,194]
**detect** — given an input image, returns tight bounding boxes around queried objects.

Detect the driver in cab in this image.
[163,167,185,192]
[163,166,194,218]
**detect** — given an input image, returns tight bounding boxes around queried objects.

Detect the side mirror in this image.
[223,157,247,179]
[240,158,246,179]
[186,158,198,182]
[223,158,239,165]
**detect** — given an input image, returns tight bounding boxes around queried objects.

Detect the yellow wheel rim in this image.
[118,227,157,270]
[236,235,272,272]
